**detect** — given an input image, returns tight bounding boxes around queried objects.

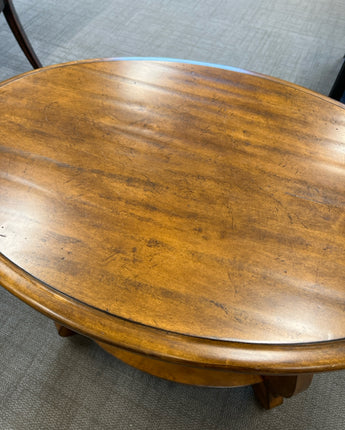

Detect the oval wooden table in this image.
[1,58,345,409]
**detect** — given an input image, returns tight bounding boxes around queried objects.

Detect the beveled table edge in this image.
[2,252,345,375]
[2,58,345,375]
[1,56,345,111]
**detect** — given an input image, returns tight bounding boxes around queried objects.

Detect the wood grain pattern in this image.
[1,59,345,377]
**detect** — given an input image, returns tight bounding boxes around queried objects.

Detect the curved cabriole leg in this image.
[54,322,76,337]
[253,374,313,409]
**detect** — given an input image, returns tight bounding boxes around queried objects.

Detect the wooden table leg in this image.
[54,322,76,337]
[252,374,313,409]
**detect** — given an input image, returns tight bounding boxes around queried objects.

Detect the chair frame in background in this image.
[1,0,42,69]
[329,56,345,102]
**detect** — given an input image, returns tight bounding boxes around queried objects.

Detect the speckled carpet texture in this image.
[1,0,345,429]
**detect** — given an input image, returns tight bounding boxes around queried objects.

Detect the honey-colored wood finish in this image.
[1,59,345,408]
[97,340,264,388]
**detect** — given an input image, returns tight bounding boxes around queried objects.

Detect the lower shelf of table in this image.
[54,322,313,409]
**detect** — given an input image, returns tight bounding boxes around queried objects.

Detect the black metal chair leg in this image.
[3,0,42,69]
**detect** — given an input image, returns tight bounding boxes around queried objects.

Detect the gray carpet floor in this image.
[1,1,345,429]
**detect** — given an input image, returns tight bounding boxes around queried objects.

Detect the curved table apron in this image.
[1,58,345,409]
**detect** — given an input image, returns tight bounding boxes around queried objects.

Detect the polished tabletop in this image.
[1,59,345,373]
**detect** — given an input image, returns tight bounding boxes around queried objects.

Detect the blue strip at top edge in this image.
[109,57,254,75]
